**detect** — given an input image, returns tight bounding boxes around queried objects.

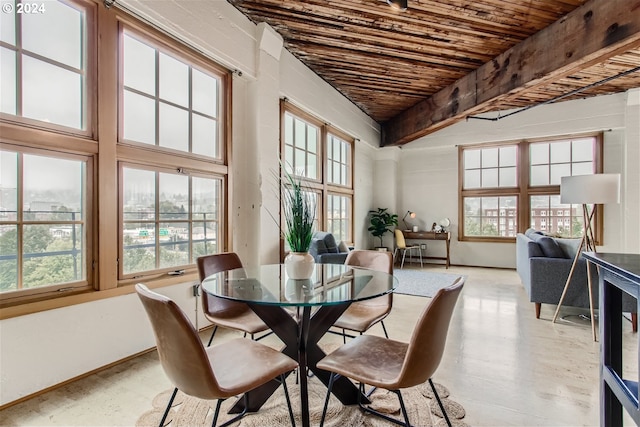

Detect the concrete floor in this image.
[0,264,637,426]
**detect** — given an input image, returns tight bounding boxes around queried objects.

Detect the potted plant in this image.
[368,208,398,250]
[281,167,316,279]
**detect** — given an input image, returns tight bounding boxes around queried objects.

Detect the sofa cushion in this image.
[525,228,543,238]
[322,233,339,253]
[527,241,544,258]
[536,236,566,258]
[313,238,328,254]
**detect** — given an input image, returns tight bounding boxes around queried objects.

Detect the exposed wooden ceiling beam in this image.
[381,0,640,147]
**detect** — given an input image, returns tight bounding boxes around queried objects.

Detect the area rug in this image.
[136,374,469,427]
[393,269,464,298]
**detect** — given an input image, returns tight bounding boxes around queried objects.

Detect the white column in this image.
[254,23,284,265]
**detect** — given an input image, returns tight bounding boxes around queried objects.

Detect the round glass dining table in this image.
[201,263,397,427]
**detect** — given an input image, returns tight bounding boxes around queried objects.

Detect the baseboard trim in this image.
[0,324,216,410]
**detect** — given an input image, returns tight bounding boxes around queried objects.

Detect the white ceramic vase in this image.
[285,252,315,280]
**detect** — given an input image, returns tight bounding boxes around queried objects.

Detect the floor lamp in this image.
[552,174,620,341]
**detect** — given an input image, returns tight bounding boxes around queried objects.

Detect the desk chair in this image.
[135,284,298,427]
[197,253,270,346]
[393,229,423,269]
[318,277,465,427]
[332,250,393,343]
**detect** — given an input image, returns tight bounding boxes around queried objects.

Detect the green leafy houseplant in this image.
[282,168,316,253]
[368,208,398,248]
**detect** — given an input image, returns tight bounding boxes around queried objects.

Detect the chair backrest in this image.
[396,277,464,388]
[197,253,245,316]
[135,283,222,400]
[197,252,243,282]
[345,249,393,274]
[345,250,393,308]
[394,229,407,250]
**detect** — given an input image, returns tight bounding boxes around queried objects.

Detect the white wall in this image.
[396,90,640,268]
[0,1,379,406]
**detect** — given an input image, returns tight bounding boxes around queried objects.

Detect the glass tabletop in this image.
[201,263,397,307]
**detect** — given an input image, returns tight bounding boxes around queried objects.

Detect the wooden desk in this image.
[583,252,640,427]
[401,230,451,268]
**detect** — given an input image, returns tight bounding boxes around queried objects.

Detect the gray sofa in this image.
[309,231,349,264]
[516,228,637,331]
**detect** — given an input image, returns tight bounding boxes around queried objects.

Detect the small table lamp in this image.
[402,210,416,230]
[552,173,620,341]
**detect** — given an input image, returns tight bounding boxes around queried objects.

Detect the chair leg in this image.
[343,328,347,344]
[218,394,248,427]
[320,372,338,427]
[429,378,452,427]
[211,399,223,427]
[381,320,389,339]
[158,387,178,427]
[401,250,407,269]
[280,374,296,427]
[358,387,410,427]
[395,390,411,427]
[207,326,218,346]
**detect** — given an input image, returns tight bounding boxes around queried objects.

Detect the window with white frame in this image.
[281,101,354,245]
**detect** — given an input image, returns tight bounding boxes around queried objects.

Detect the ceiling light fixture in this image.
[387,0,408,11]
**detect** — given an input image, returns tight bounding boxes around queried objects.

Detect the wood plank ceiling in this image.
[229,0,640,146]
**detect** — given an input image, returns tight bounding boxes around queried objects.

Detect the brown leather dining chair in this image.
[318,277,465,427]
[135,283,298,427]
[197,253,271,345]
[332,250,394,343]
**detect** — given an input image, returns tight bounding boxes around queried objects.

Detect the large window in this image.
[120,167,221,278]
[1,0,90,132]
[0,148,90,298]
[459,134,602,242]
[118,28,226,280]
[0,0,229,310]
[281,101,354,245]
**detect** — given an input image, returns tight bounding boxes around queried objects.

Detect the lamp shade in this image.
[560,174,620,204]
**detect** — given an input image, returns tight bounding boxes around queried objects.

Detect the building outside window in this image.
[459,134,602,241]
[0,0,229,308]
[119,29,227,279]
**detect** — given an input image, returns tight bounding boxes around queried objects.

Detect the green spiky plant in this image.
[282,167,316,253]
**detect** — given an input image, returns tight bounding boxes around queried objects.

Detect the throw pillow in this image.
[537,236,565,258]
[338,240,350,253]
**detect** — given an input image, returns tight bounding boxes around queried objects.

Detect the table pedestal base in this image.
[230,302,368,427]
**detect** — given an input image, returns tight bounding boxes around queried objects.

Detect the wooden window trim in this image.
[0,0,232,313]
[458,132,603,243]
[0,0,97,139]
[280,99,355,254]
[0,145,96,306]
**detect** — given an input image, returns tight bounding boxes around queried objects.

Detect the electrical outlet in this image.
[192,284,200,297]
